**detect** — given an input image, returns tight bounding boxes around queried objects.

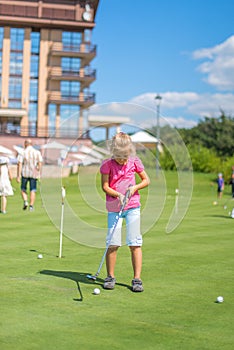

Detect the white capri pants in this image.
[106,207,142,247]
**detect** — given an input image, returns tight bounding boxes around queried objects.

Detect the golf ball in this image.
[216,296,224,303]
[93,288,100,295]
[213,201,218,205]
[37,254,43,259]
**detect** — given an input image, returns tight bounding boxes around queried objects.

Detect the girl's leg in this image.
[129,246,142,279]
[106,245,119,277]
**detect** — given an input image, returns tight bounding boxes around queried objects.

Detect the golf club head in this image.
[86,274,97,281]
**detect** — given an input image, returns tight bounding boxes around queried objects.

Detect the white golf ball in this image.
[37,254,43,259]
[175,188,179,194]
[216,296,224,303]
[93,288,100,295]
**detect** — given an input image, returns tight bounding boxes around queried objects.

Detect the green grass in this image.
[0,170,233,350]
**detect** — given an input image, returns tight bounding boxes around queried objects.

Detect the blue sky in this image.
[89,0,234,134]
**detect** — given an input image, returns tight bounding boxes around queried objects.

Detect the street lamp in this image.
[155,94,162,177]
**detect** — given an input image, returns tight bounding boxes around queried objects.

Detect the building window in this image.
[60,104,79,137]
[62,31,82,51]
[0,27,3,49]
[28,102,38,136]
[48,104,56,135]
[30,79,38,101]
[10,28,24,51]
[9,77,22,99]
[62,57,80,74]
[31,31,40,54]
[10,52,23,75]
[61,81,79,98]
[30,55,39,78]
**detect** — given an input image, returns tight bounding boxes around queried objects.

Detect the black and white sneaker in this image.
[103,275,116,290]
[132,278,144,292]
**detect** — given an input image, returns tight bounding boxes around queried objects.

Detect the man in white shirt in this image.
[17,139,43,211]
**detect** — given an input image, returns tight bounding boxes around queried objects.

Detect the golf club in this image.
[87,186,132,281]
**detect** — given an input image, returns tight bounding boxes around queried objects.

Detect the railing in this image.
[0,126,89,139]
[48,91,95,104]
[51,42,96,55]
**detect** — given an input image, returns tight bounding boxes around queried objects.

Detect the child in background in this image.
[0,156,14,214]
[100,132,150,292]
[217,173,224,199]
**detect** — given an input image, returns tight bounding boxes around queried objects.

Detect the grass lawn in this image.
[0,169,233,350]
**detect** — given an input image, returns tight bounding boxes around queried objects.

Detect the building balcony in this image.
[51,42,96,65]
[48,91,95,108]
[49,67,96,87]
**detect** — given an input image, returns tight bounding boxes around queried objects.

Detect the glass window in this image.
[28,103,38,136]
[10,28,24,51]
[8,100,21,108]
[62,57,80,73]
[62,31,82,51]
[60,104,79,137]
[30,79,38,101]
[30,55,39,77]
[9,77,22,99]
[31,31,40,54]
[10,52,23,75]
[0,27,3,49]
[61,81,79,97]
[48,103,56,131]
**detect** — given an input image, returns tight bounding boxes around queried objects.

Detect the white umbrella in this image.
[130,131,158,143]
[70,153,101,165]
[13,145,24,155]
[78,145,104,159]
[41,141,68,150]
[92,145,110,155]
[0,145,14,156]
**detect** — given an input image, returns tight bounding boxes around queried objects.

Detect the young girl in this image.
[100,132,150,292]
[0,156,14,214]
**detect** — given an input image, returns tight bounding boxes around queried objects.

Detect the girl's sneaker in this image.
[103,275,116,290]
[132,278,144,292]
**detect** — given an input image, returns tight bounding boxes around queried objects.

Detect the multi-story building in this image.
[0,0,99,139]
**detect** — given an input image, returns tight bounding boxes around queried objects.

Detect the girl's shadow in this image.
[39,270,131,301]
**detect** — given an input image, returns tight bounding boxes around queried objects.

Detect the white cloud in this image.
[90,90,234,130]
[192,35,234,91]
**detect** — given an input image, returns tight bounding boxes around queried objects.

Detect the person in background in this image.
[0,156,14,214]
[229,166,234,198]
[217,173,224,199]
[100,132,150,292]
[16,139,43,211]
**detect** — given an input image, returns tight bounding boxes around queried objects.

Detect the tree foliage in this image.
[147,112,234,179]
[178,112,234,157]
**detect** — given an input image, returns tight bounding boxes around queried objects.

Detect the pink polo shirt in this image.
[100,157,144,212]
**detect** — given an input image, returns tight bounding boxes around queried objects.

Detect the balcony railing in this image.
[49,67,96,84]
[0,125,89,139]
[51,42,96,55]
[48,91,95,106]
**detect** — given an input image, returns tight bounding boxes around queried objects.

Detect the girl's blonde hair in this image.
[110,132,135,159]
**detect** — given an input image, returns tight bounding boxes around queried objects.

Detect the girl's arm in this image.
[101,173,120,198]
[129,170,150,195]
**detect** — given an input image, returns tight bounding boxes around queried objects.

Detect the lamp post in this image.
[155,94,162,177]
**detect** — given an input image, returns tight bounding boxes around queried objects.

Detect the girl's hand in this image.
[128,185,136,197]
[118,193,125,206]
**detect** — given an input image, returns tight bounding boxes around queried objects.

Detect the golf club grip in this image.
[120,187,131,211]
